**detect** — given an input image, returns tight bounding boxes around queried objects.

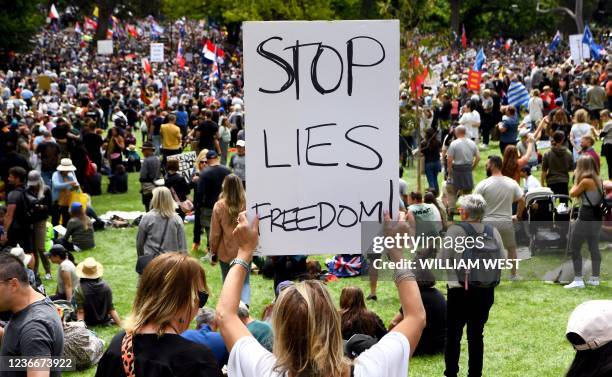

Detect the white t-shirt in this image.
[474,175,523,221]
[228,332,410,377]
[524,175,541,192]
[458,110,481,140]
[528,97,543,122]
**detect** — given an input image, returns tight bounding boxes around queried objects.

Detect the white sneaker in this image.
[564,279,585,289]
[586,278,600,286]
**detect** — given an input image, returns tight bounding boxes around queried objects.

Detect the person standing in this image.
[565,155,603,289]
[210,174,249,304]
[600,109,612,179]
[26,170,53,281]
[458,102,481,142]
[139,142,161,212]
[194,110,219,155]
[474,155,524,280]
[420,128,442,194]
[541,131,574,197]
[229,140,246,189]
[570,109,595,161]
[218,116,232,166]
[160,113,182,162]
[497,105,519,154]
[0,253,64,377]
[441,194,504,377]
[196,151,230,254]
[51,158,80,227]
[528,89,544,129]
[585,77,607,123]
[446,125,480,216]
[1,167,34,254]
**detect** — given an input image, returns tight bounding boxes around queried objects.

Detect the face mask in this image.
[198,291,209,308]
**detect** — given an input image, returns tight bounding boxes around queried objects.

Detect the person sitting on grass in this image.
[565,300,612,377]
[182,307,229,368]
[339,286,387,341]
[216,211,425,377]
[95,253,222,377]
[237,300,274,352]
[47,244,78,302]
[74,257,122,327]
[58,202,95,251]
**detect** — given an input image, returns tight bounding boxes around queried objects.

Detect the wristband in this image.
[393,269,415,286]
[230,258,250,272]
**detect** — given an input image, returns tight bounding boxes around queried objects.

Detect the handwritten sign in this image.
[97,40,113,55]
[569,34,590,63]
[244,20,399,255]
[150,43,164,62]
[167,151,197,181]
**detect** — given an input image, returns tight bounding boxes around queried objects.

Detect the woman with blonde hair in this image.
[209,174,249,303]
[95,253,222,377]
[570,109,595,161]
[217,212,425,377]
[565,155,603,289]
[136,187,187,272]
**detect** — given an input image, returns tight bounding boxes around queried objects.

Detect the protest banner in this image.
[37,75,51,91]
[569,34,590,63]
[97,40,113,55]
[467,69,482,91]
[150,43,164,62]
[167,151,197,181]
[243,20,399,255]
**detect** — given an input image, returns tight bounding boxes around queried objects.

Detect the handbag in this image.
[582,183,612,218]
[121,333,136,377]
[135,218,170,274]
[170,187,193,214]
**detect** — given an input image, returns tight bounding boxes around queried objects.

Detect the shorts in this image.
[486,221,516,250]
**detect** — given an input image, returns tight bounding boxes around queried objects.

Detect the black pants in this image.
[51,203,70,227]
[499,141,516,155]
[571,216,602,277]
[547,182,569,203]
[602,144,612,179]
[444,287,494,377]
[142,193,153,212]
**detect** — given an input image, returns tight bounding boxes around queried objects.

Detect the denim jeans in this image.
[220,260,251,305]
[220,140,229,166]
[425,160,441,194]
[152,135,161,155]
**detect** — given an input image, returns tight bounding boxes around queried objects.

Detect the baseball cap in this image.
[10,247,32,267]
[70,202,83,213]
[566,300,612,351]
[275,280,295,298]
[206,150,218,160]
[344,334,378,359]
[45,244,67,259]
[236,140,245,147]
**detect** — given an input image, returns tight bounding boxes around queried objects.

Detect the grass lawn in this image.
[46,140,612,377]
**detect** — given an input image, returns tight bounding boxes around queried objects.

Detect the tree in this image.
[536,0,583,32]
[0,0,45,58]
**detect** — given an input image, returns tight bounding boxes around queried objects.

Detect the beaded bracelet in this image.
[230,258,251,272]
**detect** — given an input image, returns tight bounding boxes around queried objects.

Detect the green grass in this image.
[45,140,612,376]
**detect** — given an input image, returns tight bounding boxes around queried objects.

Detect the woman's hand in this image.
[233,212,259,260]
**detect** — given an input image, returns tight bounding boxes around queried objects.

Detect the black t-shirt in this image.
[95,331,222,377]
[97,97,112,114]
[196,165,231,209]
[77,279,114,326]
[413,287,446,356]
[36,141,61,172]
[196,120,218,151]
[51,124,69,140]
[153,116,164,136]
[7,188,30,230]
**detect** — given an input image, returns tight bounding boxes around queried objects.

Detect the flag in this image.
[472,48,486,71]
[409,56,428,98]
[507,81,529,108]
[141,58,151,75]
[160,82,168,110]
[49,4,59,19]
[92,6,99,18]
[548,30,561,52]
[505,38,513,51]
[467,69,482,91]
[203,40,225,63]
[140,87,151,105]
[106,29,113,39]
[150,22,164,37]
[176,39,185,70]
[461,25,467,49]
[126,24,138,38]
[582,25,606,60]
[74,22,82,34]
[84,17,98,30]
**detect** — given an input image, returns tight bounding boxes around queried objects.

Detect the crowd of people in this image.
[0,11,610,377]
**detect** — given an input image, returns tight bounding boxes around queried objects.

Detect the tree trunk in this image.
[94,0,114,42]
[450,0,461,35]
[575,0,584,33]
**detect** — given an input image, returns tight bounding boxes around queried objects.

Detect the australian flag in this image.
[472,48,486,71]
[548,31,561,52]
[583,25,605,60]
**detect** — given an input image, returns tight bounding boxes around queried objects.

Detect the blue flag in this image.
[548,31,561,52]
[583,25,605,60]
[472,48,486,71]
[507,81,529,109]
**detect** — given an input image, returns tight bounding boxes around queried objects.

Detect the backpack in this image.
[455,222,502,289]
[21,189,48,223]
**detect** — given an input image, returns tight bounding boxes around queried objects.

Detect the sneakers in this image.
[479,144,489,150]
[586,277,600,286]
[366,294,377,301]
[564,278,585,289]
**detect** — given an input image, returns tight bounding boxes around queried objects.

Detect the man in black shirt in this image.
[2,167,33,253]
[196,110,219,154]
[195,150,230,252]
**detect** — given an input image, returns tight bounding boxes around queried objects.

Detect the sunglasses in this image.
[198,291,209,308]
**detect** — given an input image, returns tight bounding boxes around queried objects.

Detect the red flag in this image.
[126,24,139,38]
[467,69,482,91]
[141,58,151,75]
[176,39,185,70]
[461,25,467,49]
[203,40,225,63]
[160,84,168,110]
[409,56,429,98]
[140,88,151,105]
[49,4,59,19]
[84,17,98,30]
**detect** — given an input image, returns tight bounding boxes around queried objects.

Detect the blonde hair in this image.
[219,174,245,223]
[124,253,208,336]
[575,155,601,186]
[195,149,209,169]
[573,109,590,124]
[272,280,351,377]
[150,187,176,218]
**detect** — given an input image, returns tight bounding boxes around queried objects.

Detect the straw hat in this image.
[57,158,77,172]
[76,257,104,279]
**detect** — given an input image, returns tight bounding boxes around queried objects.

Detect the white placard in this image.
[167,151,197,181]
[569,34,590,63]
[150,43,164,62]
[243,20,399,255]
[97,40,113,55]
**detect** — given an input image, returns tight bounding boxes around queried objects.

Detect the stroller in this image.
[524,187,573,255]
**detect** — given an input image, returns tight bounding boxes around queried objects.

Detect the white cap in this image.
[566,300,612,351]
[236,140,245,147]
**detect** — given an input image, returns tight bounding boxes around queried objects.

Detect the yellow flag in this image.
[93,6,99,18]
